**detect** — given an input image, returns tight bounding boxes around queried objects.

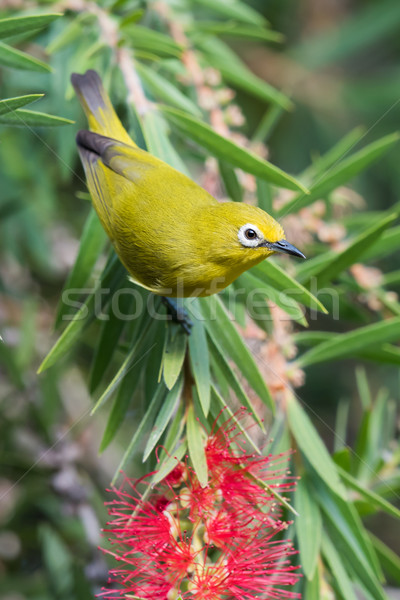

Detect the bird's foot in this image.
[161,297,192,335]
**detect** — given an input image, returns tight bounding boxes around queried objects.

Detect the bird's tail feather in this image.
[71,70,134,146]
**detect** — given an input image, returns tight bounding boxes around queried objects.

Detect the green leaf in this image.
[141,109,189,175]
[310,212,398,287]
[253,105,285,144]
[218,160,243,203]
[38,256,125,373]
[123,25,183,58]
[47,14,93,54]
[136,62,201,117]
[143,376,183,462]
[99,372,141,454]
[0,13,61,39]
[188,312,210,417]
[295,332,400,365]
[254,260,327,313]
[297,316,400,368]
[295,477,322,580]
[238,271,308,325]
[287,395,346,499]
[209,336,263,429]
[0,41,51,72]
[162,325,187,390]
[279,132,400,215]
[338,466,400,520]
[210,385,261,455]
[187,403,208,487]
[0,108,73,126]
[369,532,400,586]
[317,482,385,593]
[157,401,186,464]
[194,21,283,43]
[0,94,44,116]
[304,568,321,600]
[194,36,292,110]
[112,384,166,482]
[200,295,274,414]
[322,535,358,600]
[151,442,188,486]
[301,126,365,184]
[256,178,273,213]
[56,208,107,326]
[161,106,307,193]
[191,0,267,25]
[99,358,142,453]
[362,224,400,262]
[89,290,138,393]
[91,317,156,414]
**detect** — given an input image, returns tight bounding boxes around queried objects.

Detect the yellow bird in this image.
[71,70,304,299]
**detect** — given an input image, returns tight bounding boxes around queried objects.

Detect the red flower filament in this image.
[100,411,301,599]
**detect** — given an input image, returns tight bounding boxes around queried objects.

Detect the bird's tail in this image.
[71,70,135,146]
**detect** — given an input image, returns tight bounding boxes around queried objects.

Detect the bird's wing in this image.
[76,130,155,181]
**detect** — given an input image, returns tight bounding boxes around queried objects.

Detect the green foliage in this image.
[1,1,399,599]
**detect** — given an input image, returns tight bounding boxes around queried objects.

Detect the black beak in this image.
[268,239,306,259]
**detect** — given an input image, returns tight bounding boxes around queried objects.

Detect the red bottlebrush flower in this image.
[100,409,301,600]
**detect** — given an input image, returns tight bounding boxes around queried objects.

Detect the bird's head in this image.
[212,202,305,269]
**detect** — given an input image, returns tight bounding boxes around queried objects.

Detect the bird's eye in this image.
[245,228,257,240]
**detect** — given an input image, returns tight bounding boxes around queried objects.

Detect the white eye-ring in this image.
[238,223,264,248]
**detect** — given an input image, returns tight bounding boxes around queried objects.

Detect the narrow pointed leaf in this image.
[162,325,187,390]
[317,481,384,590]
[188,315,210,417]
[369,532,400,586]
[0,94,44,116]
[201,295,274,413]
[0,41,51,72]
[295,477,322,580]
[38,256,125,373]
[187,403,208,487]
[0,109,73,126]
[322,535,358,600]
[297,316,400,368]
[151,442,188,486]
[99,359,142,453]
[136,62,201,117]
[56,208,107,326]
[192,0,267,26]
[194,36,291,109]
[143,376,183,462]
[338,466,400,520]
[210,385,261,455]
[161,106,308,193]
[209,336,264,429]
[194,21,283,43]
[218,160,243,203]
[113,385,166,483]
[301,125,365,183]
[91,317,156,414]
[0,13,61,38]
[239,271,308,325]
[287,395,346,499]
[142,109,189,175]
[279,132,400,215]
[254,260,328,313]
[123,25,183,58]
[311,212,398,287]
